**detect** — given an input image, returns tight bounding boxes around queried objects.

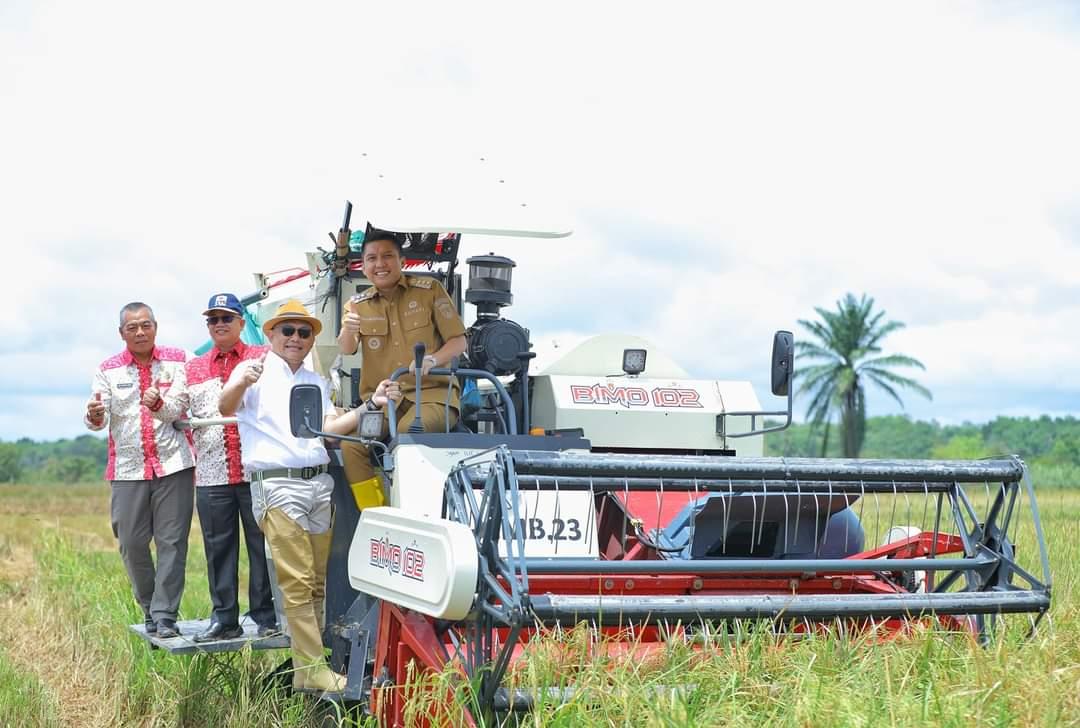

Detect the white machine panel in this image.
[390,443,597,557]
[349,507,478,620]
[531,375,764,455]
[500,489,596,558]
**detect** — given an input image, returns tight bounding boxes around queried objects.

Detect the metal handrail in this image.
[174,416,238,431]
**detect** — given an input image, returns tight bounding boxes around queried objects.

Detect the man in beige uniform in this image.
[338,228,467,486]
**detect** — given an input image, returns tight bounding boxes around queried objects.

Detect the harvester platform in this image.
[128,617,289,655]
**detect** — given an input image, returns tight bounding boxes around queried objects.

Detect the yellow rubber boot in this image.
[284,602,345,694]
[341,439,375,488]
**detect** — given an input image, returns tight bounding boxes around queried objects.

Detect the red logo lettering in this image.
[369,537,425,581]
[403,547,426,581]
[570,384,705,409]
[651,387,704,408]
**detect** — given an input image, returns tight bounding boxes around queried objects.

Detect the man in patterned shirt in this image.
[85,302,195,639]
[179,293,278,642]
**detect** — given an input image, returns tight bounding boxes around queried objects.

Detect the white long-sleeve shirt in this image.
[231,352,335,531]
[233,352,332,473]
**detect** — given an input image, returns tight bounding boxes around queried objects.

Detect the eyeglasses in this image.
[279,325,313,339]
[206,314,237,325]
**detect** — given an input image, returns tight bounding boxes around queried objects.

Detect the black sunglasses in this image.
[280,324,313,339]
[206,314,237,325]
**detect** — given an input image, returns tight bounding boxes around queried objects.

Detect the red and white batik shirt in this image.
[182,342,269,487]
[85,346,195,481]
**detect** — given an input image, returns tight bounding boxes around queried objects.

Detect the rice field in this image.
[0,482,1077,727]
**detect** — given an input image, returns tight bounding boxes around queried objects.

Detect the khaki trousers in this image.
[260,507,345,691]
[260,507,332,609]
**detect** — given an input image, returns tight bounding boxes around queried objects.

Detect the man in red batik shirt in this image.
[174,293,278,641]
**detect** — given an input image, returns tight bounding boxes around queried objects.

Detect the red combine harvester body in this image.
[135,204,1051,726]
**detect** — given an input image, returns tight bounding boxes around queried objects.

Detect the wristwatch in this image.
[364,396,381,412]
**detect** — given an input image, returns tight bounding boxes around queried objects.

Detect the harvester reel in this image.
[428,450,1051,716]
[440,448,533,708]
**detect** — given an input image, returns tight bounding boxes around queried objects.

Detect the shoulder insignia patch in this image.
[409,276,434,289]
[353,288,377,302]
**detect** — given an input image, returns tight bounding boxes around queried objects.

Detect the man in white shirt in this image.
[220,299,400,695]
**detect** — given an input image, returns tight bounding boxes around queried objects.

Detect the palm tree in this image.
[795,293,931,457]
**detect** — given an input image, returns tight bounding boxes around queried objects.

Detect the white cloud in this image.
[3,1,1080,440]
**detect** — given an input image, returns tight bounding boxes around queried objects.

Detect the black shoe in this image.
[256,623,282,638]
[156,620,179,639]
[193,622,244,642]
[144,615,157,634]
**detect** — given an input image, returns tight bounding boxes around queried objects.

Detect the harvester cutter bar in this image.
[529,590,1051,624]
[491,685,697,712]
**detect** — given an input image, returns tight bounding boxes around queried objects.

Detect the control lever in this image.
[445,355,459,433]
[408,342,426,433]
[517,351,537,433]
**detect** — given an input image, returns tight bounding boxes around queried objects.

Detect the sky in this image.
[2,1,1079,441]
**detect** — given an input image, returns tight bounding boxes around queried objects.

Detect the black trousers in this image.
[195,483,276,627]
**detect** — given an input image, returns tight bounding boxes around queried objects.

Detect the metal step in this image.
[128,617,289,655]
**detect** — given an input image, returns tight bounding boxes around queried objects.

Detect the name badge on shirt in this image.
[117,382,135,389]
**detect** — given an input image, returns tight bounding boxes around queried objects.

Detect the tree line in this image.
[765,413,1080,461]
[0,435,107,484]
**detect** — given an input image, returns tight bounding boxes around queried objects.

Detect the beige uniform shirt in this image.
[348,275,467,409]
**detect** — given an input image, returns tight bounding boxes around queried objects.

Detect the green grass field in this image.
[0,483,1076,727]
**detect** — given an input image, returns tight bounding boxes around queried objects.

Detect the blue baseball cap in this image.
[202,293,244,316]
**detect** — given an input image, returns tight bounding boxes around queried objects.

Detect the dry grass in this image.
[0,482,1076,727]
[0,584,112,726]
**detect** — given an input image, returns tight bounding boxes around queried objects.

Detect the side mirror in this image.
[771,330,794,397]
[289,384,324,438]
[717,330,795,441]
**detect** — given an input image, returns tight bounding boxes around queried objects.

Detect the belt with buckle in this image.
[253,465,328,481]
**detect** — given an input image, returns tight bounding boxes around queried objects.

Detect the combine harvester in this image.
[138,200,1051,725]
